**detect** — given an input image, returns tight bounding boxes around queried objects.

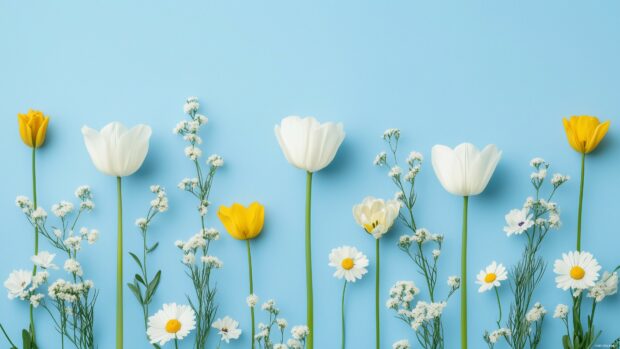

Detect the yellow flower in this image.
[217,202,265,240]
[562,116,610,154]
[18,109,50,148]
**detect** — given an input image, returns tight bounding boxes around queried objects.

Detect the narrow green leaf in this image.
[135,274,146,286]
[144,271,161,304]
[129,252,143,269]
[127,282,144,303]
[147,242,159,254]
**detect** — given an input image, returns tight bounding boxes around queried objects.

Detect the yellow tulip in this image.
[217,202,265,240]
[562,116,610,154]
[18,109,50,148]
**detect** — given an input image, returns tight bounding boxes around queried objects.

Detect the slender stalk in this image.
[461,196,469,349]
[576,152,585,251]
[375,238,380,349]
[0,324,17,348]
[341,281,348,349]
[494,287,502,328]
[305,171,314,349]
[116,176,123,349]
[28,147,39,343]
[246,240,256,349]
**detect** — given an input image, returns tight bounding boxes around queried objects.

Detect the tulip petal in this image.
[247,202,265,239]
[35,116,49,148]
[563,118,583,153]
[117,124,152,176]
[231,203,250,239]
[432,144,465,196]
[586,120,610,153]
[470,144,501,195]
[18,114,34,147]
[217,205,243,240]
[82,126,115,176]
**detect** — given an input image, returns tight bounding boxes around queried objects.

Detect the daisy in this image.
[328,246,369,282]
[147,303,196,346]
[4,270,32,300]
[476,262,508,293]
[212,316,242,343]
[554,251,601,291]
[503,208,534,236]
[31,251,58,269]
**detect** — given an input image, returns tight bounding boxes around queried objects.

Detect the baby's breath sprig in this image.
[253,299,308,349]
[13,185,99,349]
[378,129,456,349]
[483,158,568,349]
[128,185,168,348]
[174,97,224,348]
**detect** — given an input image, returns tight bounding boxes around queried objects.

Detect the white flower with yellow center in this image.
[554,251,601,291]
[328,246,369,282]
[147,303,196,345]
[476,262,508,293]
[352,197,400,239]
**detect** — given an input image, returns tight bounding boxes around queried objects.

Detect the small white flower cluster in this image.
[247,293,259,308]
[408,301,447,331]
[149,185,169,213]
[253,298,308,349]
[75,185,95,210]
[64,258,83,277]
[386,281,420,310]
[383,128,401,140]
[178,177,200,192]
[373,151,387,167]
[64,227,99,250]
[48,279,94,303]
[553,304,569,319]
[529,157,569,192]
[525,302,547,323]
[587,271,618,302]
[392,339,410,349]
[447,276,461,291]
[52,201,74,218]
[174,98,212,166]
[207,154,224,168]
[201,255,223,269]
[175,228,222,268]
[403,151,423,182]
[397,228,443,250]
[484,328,511,344]
[504,196,562,237]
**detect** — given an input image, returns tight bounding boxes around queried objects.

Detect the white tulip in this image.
[274,116,345,173]
[431,143,502,196]
[352,197,400,239]
[82,122,152,177]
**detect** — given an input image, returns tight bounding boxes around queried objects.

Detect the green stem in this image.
[174,338,179,349]
[341,281,348,349]
[246,240,256,349]
[494,287,502,328]
[305,171,314,349]
[577,152,585,251]
[117,176,123,349]
[461,196,469,349]
[0,324,17,348]
[375,238,380,349]
[30,147,38,343]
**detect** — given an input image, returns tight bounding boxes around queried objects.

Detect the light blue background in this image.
[1,1,619,348]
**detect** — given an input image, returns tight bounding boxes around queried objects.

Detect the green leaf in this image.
[135,273,146,286]
[127,282,144,303]
[21,330,31,349]
[144,271,161,304]
[129,252,143,269]
[562,335,572,349]
[147,242,159,254]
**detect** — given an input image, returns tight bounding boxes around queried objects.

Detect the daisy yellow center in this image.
[165,319,182,334]
[484,273,497,283]
[570,266,586,280]
[364,220,379,233]
[341,258,355,270]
